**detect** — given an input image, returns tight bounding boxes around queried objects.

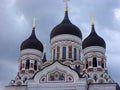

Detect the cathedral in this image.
[5,1,120,90]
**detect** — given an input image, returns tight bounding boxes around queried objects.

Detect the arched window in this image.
[93,74,98,81]
[68,46,72,59]
[53,49,55,60]
[34,60,37,70]
[26,60,29,69]
[75,65,80,73]
[57,46,60,59]
[74,48,77,60]
[93,57,97,67]
[86,60,88,69]
[79,50,80,60]
[62,47,66,59]
[102,59,104,68]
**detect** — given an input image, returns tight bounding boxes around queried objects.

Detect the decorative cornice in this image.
[83,46,105,55]
[28,81,87,89]
[51,34,82,45]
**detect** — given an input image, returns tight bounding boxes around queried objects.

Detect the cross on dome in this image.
[33,17,37,30]
[64,0,70,11]
[90,15,95,25]
[44,44,47,54]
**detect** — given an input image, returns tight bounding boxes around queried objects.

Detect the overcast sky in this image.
[0,0,120,89]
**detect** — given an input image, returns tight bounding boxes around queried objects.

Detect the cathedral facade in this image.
[5,2,119,90]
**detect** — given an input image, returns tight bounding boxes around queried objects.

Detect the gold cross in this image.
[90,15,95,25]
[64,0,70,11]
[33,17,37,28]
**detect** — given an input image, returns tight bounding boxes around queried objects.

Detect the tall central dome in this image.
[50,4,82,61]
[50,11,82,39]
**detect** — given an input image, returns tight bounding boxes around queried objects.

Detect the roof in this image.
[20,29,43,52]
[82,24,106,49]
[50,11,82,39]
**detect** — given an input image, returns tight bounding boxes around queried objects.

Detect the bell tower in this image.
[10,18,44,85]
[82,20,113,84]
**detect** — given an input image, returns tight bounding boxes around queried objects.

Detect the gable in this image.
[32,61,80,84]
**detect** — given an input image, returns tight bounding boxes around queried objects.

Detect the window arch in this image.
[62,47,66,59]
[93,57,97,67]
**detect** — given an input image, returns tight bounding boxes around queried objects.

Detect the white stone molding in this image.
[88,78,95,83]
[51,34,82,45]
[83,46,105,55]
[21,55,41,62]
[28,81,87,90]
[89,83,116,90]
[108,79,114,83]
[14,79,23,85]
[63,60,72,65]
[96,77,106,83]
[21,49,43,59]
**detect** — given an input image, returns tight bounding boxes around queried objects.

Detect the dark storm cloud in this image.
[0,0,120,89]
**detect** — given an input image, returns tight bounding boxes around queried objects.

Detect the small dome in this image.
[20,29,43,52]
[50,11,82,39]
[82,24,106,49]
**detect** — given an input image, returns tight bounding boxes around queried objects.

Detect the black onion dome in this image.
[50,11,82,39]
[82,24,106,49]
[20,28,43,52]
